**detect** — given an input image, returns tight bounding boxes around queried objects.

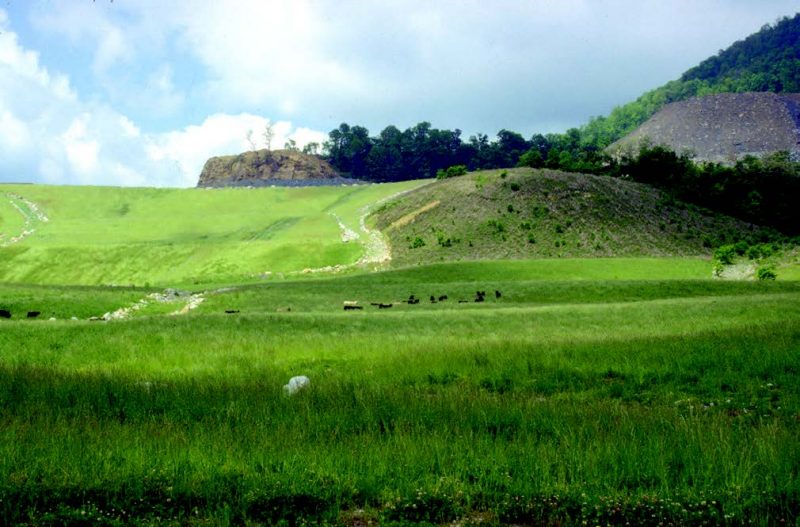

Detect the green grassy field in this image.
[0,181,423,287]
[2,181,799,525]
[0,259,798,525]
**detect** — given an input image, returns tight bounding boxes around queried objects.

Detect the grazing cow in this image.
[430,295,437,303]
[225,309,240,314]
[343,305,363,311]
[475,290,486,302]
[474,296,484,303]
[343,301,361,310]
[378,303,393,309]
[495,290,502,299]
[438,295,448,301]
[0,309,10,319]
[27,311,41,318]
[458,300,469,304]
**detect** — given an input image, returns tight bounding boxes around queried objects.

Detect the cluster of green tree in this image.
[576,13,800,149]
[518,139,799,236]
[605,146,799,237]
[324,122,543,181]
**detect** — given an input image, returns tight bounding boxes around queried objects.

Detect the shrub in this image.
[436,232,458,247]
[520,221,532,230]
[757,265,777,280]
[509,182,520,191]
[485,219,506,234]
[507,204,514,213]
[734,240,749,255]
[435,165,467,180]
[500,170,508,179]
[713,244,736,265]
[527,233,536,244]
[746,245,762,260]
[554,224,564,234]
[410,237,425,249]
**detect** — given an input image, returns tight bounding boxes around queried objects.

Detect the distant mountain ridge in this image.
[579,13,800,149]
[609,92,800,163]
[197,149,350,188]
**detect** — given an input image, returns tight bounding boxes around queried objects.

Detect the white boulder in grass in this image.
[283,375,310,395]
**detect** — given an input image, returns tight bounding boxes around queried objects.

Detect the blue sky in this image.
[0,1,797,187]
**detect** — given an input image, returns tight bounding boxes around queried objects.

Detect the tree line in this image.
[321,121,799,236]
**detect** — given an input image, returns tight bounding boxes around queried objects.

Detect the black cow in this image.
[495,290,502,299]
[430,295,437,303]
[343,305,363,311]
[0,309,10,319]
[225,309,240,314]
[27,311,41,318]
[378,303,393,309]
[438,295,448,301]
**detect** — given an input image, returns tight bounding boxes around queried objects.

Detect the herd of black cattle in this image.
[0,309,40,319]
[0,292,503,319]
[343,290,501,310]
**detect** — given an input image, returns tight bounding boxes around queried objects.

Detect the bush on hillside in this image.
[436,165,468,180]
[714,245,736,265]
[757,265,777,280]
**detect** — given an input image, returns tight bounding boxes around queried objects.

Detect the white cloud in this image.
[147,113,330,187]
[0,109,31,152]
[62,115,100,175]
[1,13,332,187]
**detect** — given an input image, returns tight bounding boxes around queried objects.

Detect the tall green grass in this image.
[0,266,798,525]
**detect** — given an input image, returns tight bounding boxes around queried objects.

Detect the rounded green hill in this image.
[373,168,770,267]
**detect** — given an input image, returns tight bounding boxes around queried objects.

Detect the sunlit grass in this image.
[0,261,798,524]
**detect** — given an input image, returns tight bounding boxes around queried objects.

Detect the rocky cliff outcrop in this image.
[197,149,346,187]
[609,92,800,163]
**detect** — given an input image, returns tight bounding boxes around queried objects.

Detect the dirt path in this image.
[98,290,205,321]
[0,193,49,247]
[355,184,430,266]
[293,183,431,275]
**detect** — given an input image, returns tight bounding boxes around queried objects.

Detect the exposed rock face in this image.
[609,92,800,163]
[197,149,346,187]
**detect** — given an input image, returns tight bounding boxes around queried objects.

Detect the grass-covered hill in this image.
[579,13,800,148]
[0,181,422,287]
[372,168,770,267]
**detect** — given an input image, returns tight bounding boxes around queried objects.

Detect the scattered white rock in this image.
[283,375,310,395]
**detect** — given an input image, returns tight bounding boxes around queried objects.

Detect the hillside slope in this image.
[372,169,771,267]
[0,181,422,286]
[609,92,800,162]
[579,13,800,148]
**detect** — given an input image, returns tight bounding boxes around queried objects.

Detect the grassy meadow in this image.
[1,182,799,525]
[0,258,798,525]
[0,181,422,286]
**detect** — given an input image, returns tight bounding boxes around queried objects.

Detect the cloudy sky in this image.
[0,1,797,187]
